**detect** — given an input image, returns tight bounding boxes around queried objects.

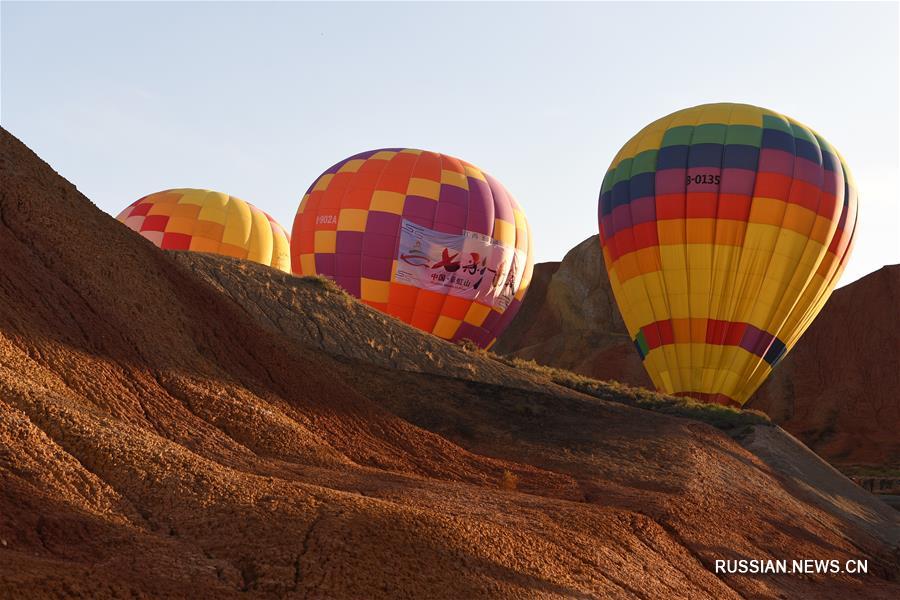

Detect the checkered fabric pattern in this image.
[117,188,291,273]
[291,149,533,349]
[598,103,857,406]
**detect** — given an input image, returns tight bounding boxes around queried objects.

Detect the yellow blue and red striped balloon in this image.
[598,103,857,406]
[117,188,291,272]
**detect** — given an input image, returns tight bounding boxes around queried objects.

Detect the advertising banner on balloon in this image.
[395,219,524,310]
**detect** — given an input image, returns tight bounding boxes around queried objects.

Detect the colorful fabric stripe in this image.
[598,103,857,406]
[632,319,787,366]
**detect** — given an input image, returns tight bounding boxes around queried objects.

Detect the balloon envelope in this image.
[117,188,291,272]
[598,103,857,406]
[291,148,533,349]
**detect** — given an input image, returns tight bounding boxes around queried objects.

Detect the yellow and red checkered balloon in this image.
[117,188,291,272]
[599,103,857,406]
[291,148,533,349]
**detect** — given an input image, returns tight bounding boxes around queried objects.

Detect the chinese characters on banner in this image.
[395,219,524,310]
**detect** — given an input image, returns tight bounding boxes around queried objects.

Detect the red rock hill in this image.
[493,236,650,388]
[496,236,899,481]
[748,265,900,471]
[1,129,898,598]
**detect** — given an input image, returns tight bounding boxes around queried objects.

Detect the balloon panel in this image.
[598,103,857,406]
[117,188,292,273]
[291,149,533,348]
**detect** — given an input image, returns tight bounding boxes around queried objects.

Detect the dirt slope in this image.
[1,127,898,598]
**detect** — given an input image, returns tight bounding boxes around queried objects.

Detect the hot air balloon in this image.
[117,188,291,272]
[291,148,533,348]
[598,103,857,406]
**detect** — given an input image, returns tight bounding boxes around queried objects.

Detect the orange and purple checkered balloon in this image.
[117,188,291,272]
[291,149,533,349]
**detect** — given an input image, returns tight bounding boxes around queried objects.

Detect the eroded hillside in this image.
[1,128,898,598]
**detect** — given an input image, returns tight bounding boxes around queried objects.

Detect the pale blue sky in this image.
[3,1,898,286]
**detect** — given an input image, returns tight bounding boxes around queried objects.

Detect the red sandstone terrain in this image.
[1,127,898,598]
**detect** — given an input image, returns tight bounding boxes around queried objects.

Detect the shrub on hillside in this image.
[464,351,771,432]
